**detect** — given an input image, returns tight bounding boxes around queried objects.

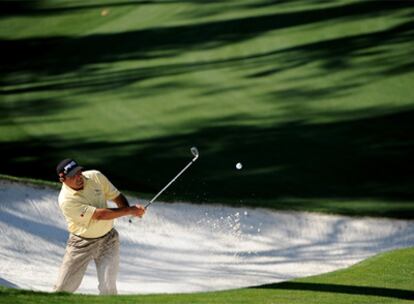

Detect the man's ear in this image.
[59,173,65,182]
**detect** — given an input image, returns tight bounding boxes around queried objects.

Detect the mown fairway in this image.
[1,247,413,304]
[1,0,414,217]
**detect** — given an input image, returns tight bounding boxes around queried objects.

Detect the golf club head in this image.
[191,146,199,161]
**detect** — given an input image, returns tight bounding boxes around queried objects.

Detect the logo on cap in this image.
[63,161,77,174]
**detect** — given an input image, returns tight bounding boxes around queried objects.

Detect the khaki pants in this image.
[54,229,120,295]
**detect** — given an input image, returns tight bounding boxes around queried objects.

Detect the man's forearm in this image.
[92,207,133,220]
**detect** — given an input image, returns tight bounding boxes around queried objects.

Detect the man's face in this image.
[63,170,84,190]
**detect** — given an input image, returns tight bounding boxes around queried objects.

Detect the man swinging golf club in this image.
[54,159,145,295]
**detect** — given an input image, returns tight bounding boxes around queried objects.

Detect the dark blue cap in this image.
[56,159,83,177]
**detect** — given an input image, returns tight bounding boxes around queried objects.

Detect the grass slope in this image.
[1,247,413,304]
[1,0,414,217]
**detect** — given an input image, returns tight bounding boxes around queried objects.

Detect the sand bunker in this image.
[0,180,413,294]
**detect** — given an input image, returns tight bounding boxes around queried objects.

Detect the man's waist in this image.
[67,219,113,239]
[72,228,114,240]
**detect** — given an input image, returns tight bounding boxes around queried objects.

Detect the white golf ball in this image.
[236,162,243,170]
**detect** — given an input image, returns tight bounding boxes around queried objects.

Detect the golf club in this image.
[129,147,199,223]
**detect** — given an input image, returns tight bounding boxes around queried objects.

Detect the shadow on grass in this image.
[1,0,413,77]
[0,0,228,17]
[1,15,413,101]
[1,108,414,217]
[254,282,414,301]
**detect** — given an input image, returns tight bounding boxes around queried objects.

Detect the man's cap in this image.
[56,159,83,177]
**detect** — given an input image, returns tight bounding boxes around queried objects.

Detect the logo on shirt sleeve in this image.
[80,206,89,218]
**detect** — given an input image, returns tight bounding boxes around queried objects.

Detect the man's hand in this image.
[130,204,146,218]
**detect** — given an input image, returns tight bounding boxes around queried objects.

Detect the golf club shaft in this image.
[129,148,199,223]
[145,159,195,209]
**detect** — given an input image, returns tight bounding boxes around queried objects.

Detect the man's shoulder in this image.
[83,170,107,186]
[82,169,101,178]
[83,170,114,187]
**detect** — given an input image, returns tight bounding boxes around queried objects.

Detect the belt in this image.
[72,228,114,240]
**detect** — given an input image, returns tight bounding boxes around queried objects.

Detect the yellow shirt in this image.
[58,170,120,238]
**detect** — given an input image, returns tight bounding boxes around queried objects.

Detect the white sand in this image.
[0,179,413,294]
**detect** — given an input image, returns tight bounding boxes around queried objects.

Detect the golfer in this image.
[54,158,145,294]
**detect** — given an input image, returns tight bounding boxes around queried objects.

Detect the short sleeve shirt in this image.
[58,170,120,238]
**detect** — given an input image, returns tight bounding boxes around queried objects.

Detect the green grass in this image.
[1,0,414,217]
[1,247,413,304]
